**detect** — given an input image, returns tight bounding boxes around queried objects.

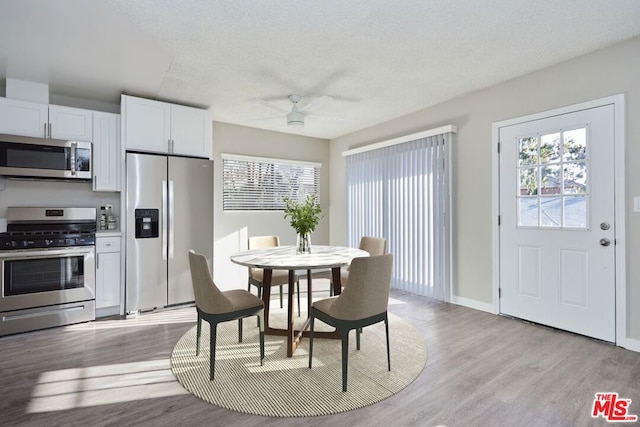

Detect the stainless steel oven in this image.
[0,207,96,336]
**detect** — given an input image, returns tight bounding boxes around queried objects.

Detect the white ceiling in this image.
[0,0,639,140]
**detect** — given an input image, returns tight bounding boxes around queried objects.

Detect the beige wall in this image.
[211,122,330,290]
[329,36,640,340]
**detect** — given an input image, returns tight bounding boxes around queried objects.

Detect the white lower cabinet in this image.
[95,236,122,316]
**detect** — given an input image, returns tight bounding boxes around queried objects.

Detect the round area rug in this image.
[170,309,427,417]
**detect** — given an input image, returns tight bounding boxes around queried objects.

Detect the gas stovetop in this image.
[1,207,97,250]
[0,231,96,250]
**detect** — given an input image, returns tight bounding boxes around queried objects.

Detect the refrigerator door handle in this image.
[168,180,175,259]
[162,180,168,260]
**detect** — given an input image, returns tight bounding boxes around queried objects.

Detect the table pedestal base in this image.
[262,268,342,357]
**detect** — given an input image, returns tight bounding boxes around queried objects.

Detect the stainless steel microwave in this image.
[0,133,92,180]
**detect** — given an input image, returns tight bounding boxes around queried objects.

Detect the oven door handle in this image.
[0,246,94,260]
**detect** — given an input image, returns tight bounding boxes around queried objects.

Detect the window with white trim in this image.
[222,154,321,211]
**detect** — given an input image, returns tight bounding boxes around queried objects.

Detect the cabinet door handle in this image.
[96,253,100,269]
[48,122,52,138]
[168,139,172,153]
[44,123,47,138]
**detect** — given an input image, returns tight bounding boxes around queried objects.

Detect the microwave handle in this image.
[70,142,77,176]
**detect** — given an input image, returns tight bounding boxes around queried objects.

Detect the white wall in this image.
[329,35,640,341]
[0,179,119,227]
[211,122,330,290]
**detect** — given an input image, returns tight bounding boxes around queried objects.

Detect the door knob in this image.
[599,238,611,247]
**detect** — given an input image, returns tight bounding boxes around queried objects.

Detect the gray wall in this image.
[211,122,330,290]
[0,179,119,228]
[329,35,640,340]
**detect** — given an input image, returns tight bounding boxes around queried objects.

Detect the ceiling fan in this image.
[251,94,344,127]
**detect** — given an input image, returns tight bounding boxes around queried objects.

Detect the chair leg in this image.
[196,312,202,356]
[308,315,315,368]
[356,327,361,350]
[279,285,283,308]
[385,314,391,371]
[341,329,349,392]
[257,310,265,366]
[238,318,243,342]
[210,322,218,381]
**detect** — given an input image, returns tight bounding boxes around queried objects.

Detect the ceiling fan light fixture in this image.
[287,109,304,127]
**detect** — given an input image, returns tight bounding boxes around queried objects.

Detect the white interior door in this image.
[499,105,615,342]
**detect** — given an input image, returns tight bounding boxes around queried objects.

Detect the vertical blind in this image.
[344,129,452,300]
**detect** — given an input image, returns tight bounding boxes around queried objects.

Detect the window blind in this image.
[344,130,452,300]
[222,154,321,211]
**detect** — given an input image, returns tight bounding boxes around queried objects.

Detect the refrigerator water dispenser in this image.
[135,209,159,238]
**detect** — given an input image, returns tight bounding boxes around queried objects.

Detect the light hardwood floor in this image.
[1,289,638,427]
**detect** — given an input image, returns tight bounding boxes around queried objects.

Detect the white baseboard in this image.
[450,295,496,314]
[619,337,640,353]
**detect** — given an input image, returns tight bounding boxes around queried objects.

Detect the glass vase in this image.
[296,232,311,254]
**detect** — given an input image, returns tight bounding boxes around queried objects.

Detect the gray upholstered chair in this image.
[188,250,265,380]
[340,236,387,288]
[307,236,387,296]
[308,253,393,391]
[248,236,301,316]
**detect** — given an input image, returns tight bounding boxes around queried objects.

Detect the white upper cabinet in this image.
[93,112,120,192]
[0,98,49,137]
[170,104,212,158]
[122,95,171,153]
[0,98,93,141]
[122,95,211,159]
[48,105,94,141]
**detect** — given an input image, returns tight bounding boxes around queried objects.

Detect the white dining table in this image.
[230,245,369,357]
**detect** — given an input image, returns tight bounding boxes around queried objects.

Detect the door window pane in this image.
[564,196,588,228]
[519,136,538,166]
[519,168,538,196]
[518,198,539,227]
[540,132,561,164]
[563,128,587,161]
[540,197,561,227]
[541,165,561,194]
[563,162,587,194]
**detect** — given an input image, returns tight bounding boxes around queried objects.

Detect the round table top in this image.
[230,245,369,270]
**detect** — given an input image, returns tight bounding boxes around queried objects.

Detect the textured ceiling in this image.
[0,0,639,139]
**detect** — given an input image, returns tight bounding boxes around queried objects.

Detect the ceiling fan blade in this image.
[300,95,333,113]
[311,113,346,121]
[250,98,288,114]
[248,114,283,121]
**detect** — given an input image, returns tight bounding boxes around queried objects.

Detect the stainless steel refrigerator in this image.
[125,152,213,313]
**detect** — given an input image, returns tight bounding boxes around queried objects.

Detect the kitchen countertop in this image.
[96,230,122,237]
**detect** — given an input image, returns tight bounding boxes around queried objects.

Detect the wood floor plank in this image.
[0,289,638,426]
